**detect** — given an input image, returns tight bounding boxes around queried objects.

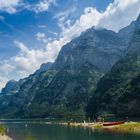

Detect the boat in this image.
[103,121,125,126]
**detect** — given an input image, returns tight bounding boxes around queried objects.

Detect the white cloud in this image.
[0,40,57,80]
[35,32,46,39]
[38,25,48,28]
[35,32,52,43]
[31,0,56,13]
[35,32,48,43]
[0,0,56,14]
[58,0,140,42]
[0,63,14,75]
[54,6,77,31]
[0,76,9,90]
[49,31,58,36]
[97,0,140,31]
[37,25,58,36]
[0,0,140,89]
[0,0,22,14]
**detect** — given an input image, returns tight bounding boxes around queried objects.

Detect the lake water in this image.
[2,120,140,140]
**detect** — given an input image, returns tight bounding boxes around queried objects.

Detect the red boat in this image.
[103,121,125,126]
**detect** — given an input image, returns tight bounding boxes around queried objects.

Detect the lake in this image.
[2,120,140,140]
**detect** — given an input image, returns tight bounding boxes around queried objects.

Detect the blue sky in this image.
[0,0,114,59]
[0,0,140,89]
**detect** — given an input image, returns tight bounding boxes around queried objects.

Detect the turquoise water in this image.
[2,121,140,140]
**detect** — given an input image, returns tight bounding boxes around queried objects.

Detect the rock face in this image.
[118,20,137,44]
[1,80,18,95]
[0,24,131,118]
[34,62,53,75]
[86,15,140,118]
[54,28,126,72]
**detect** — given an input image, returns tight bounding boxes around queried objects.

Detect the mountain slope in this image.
[19,28,128,119]
[86,15,140,118]
[0,62,53,118]
[0,26,130,119]
[1,80,18,95]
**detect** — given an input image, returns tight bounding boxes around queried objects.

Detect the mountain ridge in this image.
[0,18,137,118]
[86,14,140,118]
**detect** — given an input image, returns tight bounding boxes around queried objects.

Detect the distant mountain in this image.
[86,15,140,118]
[0,22,133,118]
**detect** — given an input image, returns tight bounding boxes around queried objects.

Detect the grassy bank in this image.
[110,122,140,133]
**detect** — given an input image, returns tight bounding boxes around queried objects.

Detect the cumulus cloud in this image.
[0,0,140,89]
[0,40,58,79]
[97,0,140,31]
[58,0,140,41]
[13,41,54,76]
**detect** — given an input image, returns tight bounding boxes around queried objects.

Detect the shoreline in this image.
[1,120,140,138]
[59,121,140,134]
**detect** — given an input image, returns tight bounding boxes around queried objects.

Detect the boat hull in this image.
[103,122,125,126]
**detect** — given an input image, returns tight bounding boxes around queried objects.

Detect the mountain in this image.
[86,15,140,118]
[0,62,53,118]
[118,20,137,44]
[0,62,53,96]
[1,80,17,95]
[34,62,53,75]
[53,28,127,72]
[0,24,131,118]
[21,28,128,119]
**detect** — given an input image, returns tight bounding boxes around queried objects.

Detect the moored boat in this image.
[103,122,125,126]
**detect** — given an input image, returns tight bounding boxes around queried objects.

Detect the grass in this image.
[0,125,5,136]
[93,123,103,129]
[112,122,140,133]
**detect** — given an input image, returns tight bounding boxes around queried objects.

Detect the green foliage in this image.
[25,65,104,119]
[0,125,5,136]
